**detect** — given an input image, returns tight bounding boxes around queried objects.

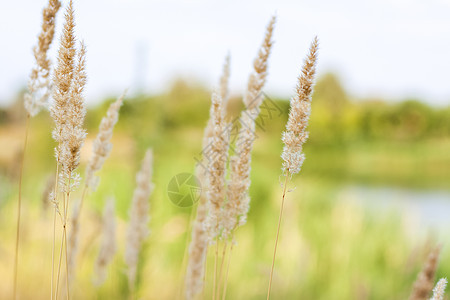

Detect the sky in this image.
[1,0,450,106]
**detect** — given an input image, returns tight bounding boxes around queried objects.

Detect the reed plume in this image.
[125,149,154,291]
[224,16,275,238]
[58,41,87,193]
[431,278,448,300]
[85,91,126,190]
[93,198,117,286]
[66,90,125,285]
[410,246,442,300]
[50,0,77,167]
[243,16,275,110]
[15,1,61,296]
[202,56,231,149]
[203,89,230,242]
[24,0,61,117]
[267,37,318,300]
[185,56,231,299]
[281,37,318,175]
[49,2,86,297]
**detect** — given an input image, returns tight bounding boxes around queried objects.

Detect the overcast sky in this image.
[1,0,450,106]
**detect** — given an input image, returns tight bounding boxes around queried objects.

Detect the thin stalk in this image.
[267,174,289,300]
[215,242,228,300]
[176,204,197,300]
[55,225,65,299]
[64,191,71,300]
[62,172,73,300]
[202,247,208,299]
[13,114,30,299]
[221,243,233,300]
[212,236,219,300]
[51,161,60,299]
[56,192,67,300]
[52,205,57,299]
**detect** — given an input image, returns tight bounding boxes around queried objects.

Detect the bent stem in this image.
[13,114,30,299]
[267,173,289,300]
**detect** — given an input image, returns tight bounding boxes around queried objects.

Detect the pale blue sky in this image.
[1,0,450,106]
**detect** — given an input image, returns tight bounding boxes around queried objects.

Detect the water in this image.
[339,185,450,235]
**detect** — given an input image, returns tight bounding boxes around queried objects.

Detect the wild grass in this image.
[125,149,153,294]
[7,0,450,299]
[15,0,61,298]
[267,36,318,299]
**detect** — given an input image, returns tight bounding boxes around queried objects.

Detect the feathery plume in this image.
[268,37,319,300]
[125,149,154,290]
[410,246,442,300]
[50,0,87,194]
[185,56,231,298]
[85,91,126,191]
[93,198,117,286]
[53,40,87,195]
[48,2,86,298]
[281,37,318,175]
[202,56,231,149]
[430,278,447,300]
[223,16,276,237]
[67,91,124,281]
[58,41,87,193]
[203,89,230,241]
[50,0,76,150]
[243,15,275,110]
[24,0,61,116]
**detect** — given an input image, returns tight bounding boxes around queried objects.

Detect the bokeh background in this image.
[1,0,450,299]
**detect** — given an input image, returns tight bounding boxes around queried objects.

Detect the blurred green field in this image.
[0,74,450,299]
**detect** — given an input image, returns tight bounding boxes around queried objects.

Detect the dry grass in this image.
[224,15,275,238]
[430,278,448,300]
[410,245,442,300]
[24,0,61,117]
[49,1,87,297]
[15,1,62,297]
[125,149,154,292]
[93,197,117,286]
[13,1,449,300]
[267,36,319,299]
[67,91,125,285]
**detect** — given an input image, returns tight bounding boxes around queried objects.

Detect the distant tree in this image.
[310,73,350,144]
[313,72,348,111]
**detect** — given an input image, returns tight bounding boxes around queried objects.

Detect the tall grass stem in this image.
[13,114,30,300]
[267,174,289,299]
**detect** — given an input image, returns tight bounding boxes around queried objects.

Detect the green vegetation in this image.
[0,73,449,298]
